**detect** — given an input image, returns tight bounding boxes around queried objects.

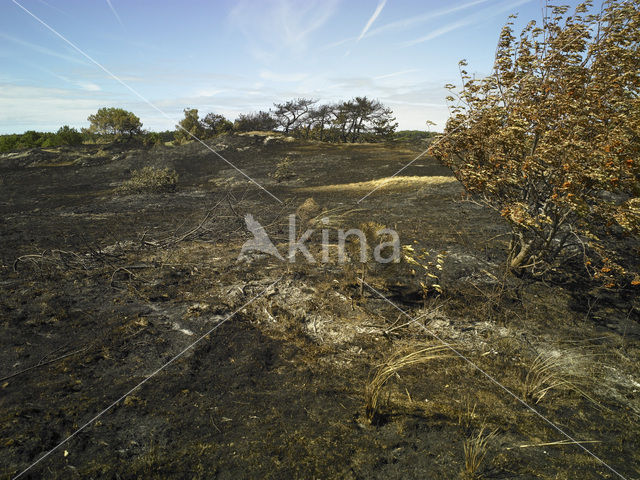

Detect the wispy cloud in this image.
[195,89,225,97]
[229,0,339,60]
[367,0,492,38]
[105,0,124,28]
[374,69,421,80]
[36,0,69,16]
[0,32,87,65]
[357,0,387,41]
[20,61,103,92]
[324,0,492,52]
[401,0,532,47]
[400,19,471,47]
[77,81,101,91]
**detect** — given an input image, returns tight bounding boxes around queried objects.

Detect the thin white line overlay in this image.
[11,0,282,204]
[12,277,282,480]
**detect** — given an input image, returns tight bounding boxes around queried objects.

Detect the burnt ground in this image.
[1,133,639,479]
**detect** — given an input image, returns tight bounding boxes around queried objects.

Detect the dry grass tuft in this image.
[458,398,478,434]
[521,349,602,407]
[365,344,450,424]
[462,426,497,479]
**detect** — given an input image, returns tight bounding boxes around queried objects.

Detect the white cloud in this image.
[0,84,105,132]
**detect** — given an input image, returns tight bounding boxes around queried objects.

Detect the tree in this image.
[87,107,142,138]
[306,104,336,140]
[174,108,204,143]
[332,97,397,143]
[201,113,233,137]
[273,98,317,134]
[234,111,277,132]
[430,1,640,285]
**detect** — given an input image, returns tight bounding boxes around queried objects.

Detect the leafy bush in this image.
[202,113,233,136]
[53,125,83,146]
[117,167,178,193]
[431,1,640,285]
[234,111,277,132]
[142,132,164,147]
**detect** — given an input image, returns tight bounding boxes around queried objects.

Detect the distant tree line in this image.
[173,96,398,143]
[275,97,398,142]
[0,97,403,152]
[0,126,83,152]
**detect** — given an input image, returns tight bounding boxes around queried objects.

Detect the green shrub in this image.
[234,111,277,132]
[142,132,163,147]
[54,126,83,146]
[117,166,178,193]
[0,134,19,153]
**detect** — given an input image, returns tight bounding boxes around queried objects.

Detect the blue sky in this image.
[0,0,583,134]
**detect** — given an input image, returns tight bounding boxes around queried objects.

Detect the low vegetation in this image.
[117,166,178,194]
[0,126,83,152]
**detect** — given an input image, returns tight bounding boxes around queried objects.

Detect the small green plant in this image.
[118,166,178,194]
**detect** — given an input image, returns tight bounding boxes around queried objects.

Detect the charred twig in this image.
[13,249,92,273]
[109,266,145,288]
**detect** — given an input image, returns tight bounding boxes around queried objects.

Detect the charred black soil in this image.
[1,134,639,479]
